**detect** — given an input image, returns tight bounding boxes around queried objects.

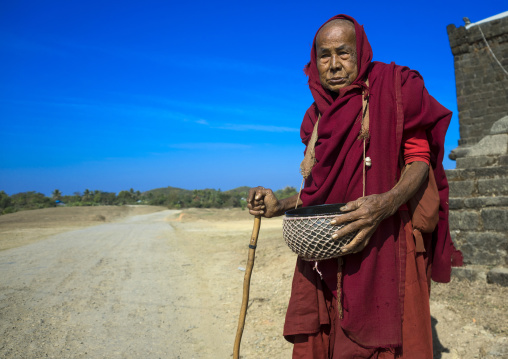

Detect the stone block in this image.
[460,232,508,266]
[449,210,481,231]
[487,267,508,287]
[456,156,497,168]
[463,134,507,157]
[464,196,508,208]
[490,117,508,135]
[481,208,508,231]
[478,178,508,196]
[449,198,464,210]
[474,166,508,178]
[448,180,475,197]
[445,169,461,180]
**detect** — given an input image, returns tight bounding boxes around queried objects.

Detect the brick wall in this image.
[447,16,508,148]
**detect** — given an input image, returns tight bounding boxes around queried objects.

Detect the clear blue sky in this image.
[1,1,506,196]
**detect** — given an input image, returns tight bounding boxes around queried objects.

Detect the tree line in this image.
[0,186,298,215]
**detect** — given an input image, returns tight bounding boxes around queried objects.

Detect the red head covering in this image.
[304,14,373,116]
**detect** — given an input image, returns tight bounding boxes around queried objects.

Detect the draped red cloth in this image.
[284,14,462,350]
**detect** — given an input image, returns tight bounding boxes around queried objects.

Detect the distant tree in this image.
[93,190,104,204]
[82,189,92,203]
[52,189,62,201]
[0,191,13,214]
[117,190,136,205]
[275,186,298,200]
[102,192,117,205]
[10,191,54,211]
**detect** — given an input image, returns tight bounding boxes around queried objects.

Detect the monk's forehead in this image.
[316,19,356,45]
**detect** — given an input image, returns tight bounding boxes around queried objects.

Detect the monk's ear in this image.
[303,62,311,76]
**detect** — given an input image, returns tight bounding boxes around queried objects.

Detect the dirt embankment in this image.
[0,205,166,251]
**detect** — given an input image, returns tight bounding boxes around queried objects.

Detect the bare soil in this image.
[0,205,167,251]
[0,206,506,358]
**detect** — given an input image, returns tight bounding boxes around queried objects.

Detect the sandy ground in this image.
[0,206,506,358]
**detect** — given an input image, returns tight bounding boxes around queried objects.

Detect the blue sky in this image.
[0,1,506,196]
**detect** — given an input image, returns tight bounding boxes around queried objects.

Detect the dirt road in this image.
[0,207,507,358]
[0,210,233,358]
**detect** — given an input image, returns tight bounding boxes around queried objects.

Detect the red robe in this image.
[283,14,462,355]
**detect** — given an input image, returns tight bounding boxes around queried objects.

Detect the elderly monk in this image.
[247,15,462,359]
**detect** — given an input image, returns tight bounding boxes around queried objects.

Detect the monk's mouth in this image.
[328,78,347,85]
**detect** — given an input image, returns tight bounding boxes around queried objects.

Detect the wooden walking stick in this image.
[233,214,261,359]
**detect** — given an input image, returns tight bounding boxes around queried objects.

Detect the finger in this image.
[247,202,265,211]
[331,220,365,241]
[331,200,369,225]
[348,236,371,254]
[339,230,369,254]
[255,188,270,201]
[249,209,265,216]
[249,205,265,212]
[340,227,375,254]
[340,197,366,212]
[248,186,264,203]
[330,212,357,226]
[332,202,379,227]
[247,188,257,203]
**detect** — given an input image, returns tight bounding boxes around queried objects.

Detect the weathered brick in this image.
[448,210,481,231]
[448,180,475,197]
[478,178,508,196]
[473,166,508,178]
[487,267,508,287]
[456,156,497,168]
[481,208,508,231]
[445,169,461,181]
[460,231,508,265]
[449,198,465,210]
[464,196,508,208]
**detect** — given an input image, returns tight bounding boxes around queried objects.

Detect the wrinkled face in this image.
[315,22,358,93]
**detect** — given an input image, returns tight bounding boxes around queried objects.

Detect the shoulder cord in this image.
[296,113,321,209]
[360,80,370,197]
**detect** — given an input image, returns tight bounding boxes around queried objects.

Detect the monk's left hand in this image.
[330,193,397,254]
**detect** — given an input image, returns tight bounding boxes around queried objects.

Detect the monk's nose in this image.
[330,55,341,70]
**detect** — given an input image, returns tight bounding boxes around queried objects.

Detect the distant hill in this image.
[224,186,250,195]
[143,186,250,197]
[142,186,192,197]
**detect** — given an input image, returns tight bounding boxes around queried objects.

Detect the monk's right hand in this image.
[247,186,281,218]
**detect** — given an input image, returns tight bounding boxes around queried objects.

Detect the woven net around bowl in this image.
[282,214,355,261]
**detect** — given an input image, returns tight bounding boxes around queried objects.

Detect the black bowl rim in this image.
[285,203,347,217]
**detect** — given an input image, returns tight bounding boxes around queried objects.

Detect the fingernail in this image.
[330,220,336,225]
[340,206,347,211]
[331,234,338,240]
